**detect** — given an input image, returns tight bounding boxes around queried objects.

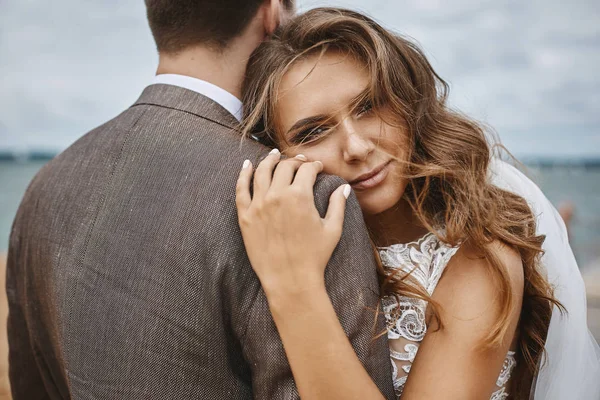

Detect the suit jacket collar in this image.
[131,84,240,130]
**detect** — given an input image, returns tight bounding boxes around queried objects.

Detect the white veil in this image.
[489,159,600,400]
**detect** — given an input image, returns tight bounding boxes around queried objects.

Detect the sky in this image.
[0,0,599,158]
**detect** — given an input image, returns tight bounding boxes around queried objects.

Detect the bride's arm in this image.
[236,152,386,400]
[268,281,386,400]
[402,242,524,399]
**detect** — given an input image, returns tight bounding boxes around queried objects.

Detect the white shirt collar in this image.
[152,74,243,122]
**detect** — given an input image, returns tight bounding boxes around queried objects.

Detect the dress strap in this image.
[378,232,460,296]
[426,239,460,295]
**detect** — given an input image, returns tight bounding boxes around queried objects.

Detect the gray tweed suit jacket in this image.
[7,84,395,399]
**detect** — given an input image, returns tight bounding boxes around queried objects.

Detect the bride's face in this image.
[274,51,410,215]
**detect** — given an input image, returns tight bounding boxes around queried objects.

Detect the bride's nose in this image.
[340,119,375,163]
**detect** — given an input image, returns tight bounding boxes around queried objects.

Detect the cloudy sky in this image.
[0,0,598,158]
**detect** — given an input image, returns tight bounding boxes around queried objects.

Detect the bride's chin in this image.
[356,194,400,216]
[355,176,407,216]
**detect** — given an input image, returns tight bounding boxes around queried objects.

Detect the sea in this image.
[1,159,599,270]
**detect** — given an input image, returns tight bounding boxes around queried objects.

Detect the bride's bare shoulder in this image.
[433,240,524,323]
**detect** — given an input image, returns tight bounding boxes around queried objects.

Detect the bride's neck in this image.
[364,199,429,247]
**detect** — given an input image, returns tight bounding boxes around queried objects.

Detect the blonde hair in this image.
[241,8,561,397]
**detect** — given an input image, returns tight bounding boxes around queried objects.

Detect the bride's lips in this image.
[349,161,392,191]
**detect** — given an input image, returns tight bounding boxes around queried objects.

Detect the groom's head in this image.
[145,0,294,53]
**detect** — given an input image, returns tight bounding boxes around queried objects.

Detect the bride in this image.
[235,7,600,399]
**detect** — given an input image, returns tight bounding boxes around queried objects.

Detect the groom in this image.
[6,1,395,398]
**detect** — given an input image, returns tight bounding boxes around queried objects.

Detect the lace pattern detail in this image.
[496,351,517,387]
[491,387,509,400]
[378,232,516,399]
[384,298,426,342]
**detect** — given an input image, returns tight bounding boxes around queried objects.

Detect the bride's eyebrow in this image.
[349,88,371,109]
[285,88,371,136]
[286,115,328,135]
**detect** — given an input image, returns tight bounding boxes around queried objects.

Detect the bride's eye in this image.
[356,99,373,118]
[293,126,328,145]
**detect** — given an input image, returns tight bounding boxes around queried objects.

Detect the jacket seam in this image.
[131,102,238,131]
[63,107,150,372]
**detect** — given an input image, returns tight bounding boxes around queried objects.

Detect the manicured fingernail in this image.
[270,148,280,155]
[343,184,352,199]
[242,160,250,169]
[295,154,307,161]
[315,161,323,169]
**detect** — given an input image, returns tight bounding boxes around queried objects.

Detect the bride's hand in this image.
[236,149,351,303]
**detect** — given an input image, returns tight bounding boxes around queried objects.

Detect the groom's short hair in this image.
[145,0,294,53]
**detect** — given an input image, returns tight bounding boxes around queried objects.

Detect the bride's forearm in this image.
[266,285,385,400]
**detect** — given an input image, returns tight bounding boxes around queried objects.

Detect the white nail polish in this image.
[270,148,280,155]
[343,184,352,199]
[242,160,250,169]
[295,154,307,161]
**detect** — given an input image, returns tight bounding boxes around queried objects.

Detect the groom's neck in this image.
[155,38,257,99]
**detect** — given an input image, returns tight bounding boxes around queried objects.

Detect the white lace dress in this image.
[378,232,516,400]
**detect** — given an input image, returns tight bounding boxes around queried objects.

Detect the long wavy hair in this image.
[241,8,560,397]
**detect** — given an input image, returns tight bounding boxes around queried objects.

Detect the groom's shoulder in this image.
[54,99,264,170]
[43,97,354,209]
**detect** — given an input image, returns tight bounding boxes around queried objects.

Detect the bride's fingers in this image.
[271,154,307,189]
[323,184,352,238]
[292,161,324,193]
[235,159,253,211]
[253,149,281,200]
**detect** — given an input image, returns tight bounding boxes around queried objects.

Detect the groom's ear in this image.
[262,0,294,36]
